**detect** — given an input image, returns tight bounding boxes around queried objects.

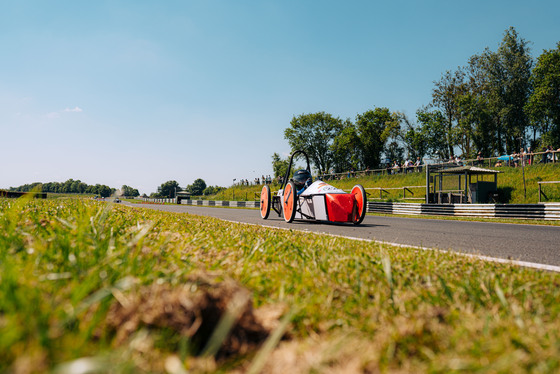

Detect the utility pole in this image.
[519,137,526,201]
[232,179,236,200]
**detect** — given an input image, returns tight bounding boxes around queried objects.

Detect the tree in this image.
[97,185,113,198]
[203,185,225,196]
[284,112,344,174]
[188,179,207,196]
[355,108,394,169]
[479,27,533,154]
[416,107,449,160]
[495,27,533,153]
[271,153,290,178]
[398,112,428,160]
[121,185,140,197]
[527,42,560,147]
[431,69,465,157]
[331,119,361,173]
[157,180,180,198]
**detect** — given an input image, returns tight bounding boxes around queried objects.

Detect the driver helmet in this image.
[293,169,312,189]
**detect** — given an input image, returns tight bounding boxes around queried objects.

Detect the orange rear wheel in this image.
[260,185,271,219]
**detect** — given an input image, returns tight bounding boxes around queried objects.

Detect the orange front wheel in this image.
[260,184,271,219]
[282,181,297,223]
[351,184,367,225]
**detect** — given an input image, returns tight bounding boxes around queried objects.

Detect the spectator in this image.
[542,147,549,164]
[476,152,484,166]
[495,159,503,167]
[527,147,532,165]
[391,161,400,174]
[414,157,422,172]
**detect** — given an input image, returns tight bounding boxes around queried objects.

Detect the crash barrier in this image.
[367,202,560,220]
[139,198,260,208]
[179,200,260,208]
[538,181,560,203]
[140,198,177,204]
[139,198,560,220]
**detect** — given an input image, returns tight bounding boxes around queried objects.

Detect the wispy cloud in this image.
[45,106,83,119]
[64,106,83,113]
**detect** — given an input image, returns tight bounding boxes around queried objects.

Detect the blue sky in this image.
[1,1,559,194]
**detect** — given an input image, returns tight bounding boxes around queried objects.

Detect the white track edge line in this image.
[221,219,560,273]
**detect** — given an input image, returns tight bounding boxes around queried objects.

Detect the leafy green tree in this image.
[431,69,465,157]
[121,185,140,197]
[271,153,290,178]
[97,185,113,198]
[157,180,180,198]
[527,42,560,147]
[416,107,449,160]
[355,108,394,169]
[187,179,207,196]
[284,112,344,174]
[398,113,428,160]
[203,185,225,196]
[385,141,404,165]
[495,27,533,153]
[331,119,361,172]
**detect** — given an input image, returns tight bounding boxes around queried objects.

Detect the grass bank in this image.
[2,197,560,373]
[208,163,560,204]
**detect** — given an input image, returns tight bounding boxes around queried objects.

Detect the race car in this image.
[260,150,367,225]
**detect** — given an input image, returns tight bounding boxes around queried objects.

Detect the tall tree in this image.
[398,112,428,160]
[271,153,290,178]
[486,27,533,153]
[331,119,361,173]
[527,42,560,147]
[355,107,394,169]
[121,185,140,197]
[157,180,180,198]
[188,179,207,196]
[416,107,449,160]
[284,112,344,174]
[431,69,465,157]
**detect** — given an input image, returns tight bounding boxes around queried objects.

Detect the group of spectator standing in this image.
[237,175,276,186]
[389,157,424,174]
[493,145,559,167]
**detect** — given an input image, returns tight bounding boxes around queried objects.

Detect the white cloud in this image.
[64,106,83,113]
[45,106,83,119]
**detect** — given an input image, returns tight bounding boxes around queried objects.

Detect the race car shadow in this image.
[287,220,381,228]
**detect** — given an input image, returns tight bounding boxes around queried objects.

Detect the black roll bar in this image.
[280,150,311,190]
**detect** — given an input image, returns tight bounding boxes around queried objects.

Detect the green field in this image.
[209,163,560,204]
[2,197,560,373]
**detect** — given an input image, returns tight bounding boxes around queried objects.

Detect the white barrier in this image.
[138,198,560,220]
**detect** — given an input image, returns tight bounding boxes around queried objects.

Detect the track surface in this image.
[123,203,560,268]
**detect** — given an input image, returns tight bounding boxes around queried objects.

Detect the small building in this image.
[176,191,191,204]
[426,165,501,204]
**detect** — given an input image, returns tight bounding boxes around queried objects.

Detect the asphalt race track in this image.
[123,202,560,269]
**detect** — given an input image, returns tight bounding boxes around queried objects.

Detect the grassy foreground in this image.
[2,197,560,373]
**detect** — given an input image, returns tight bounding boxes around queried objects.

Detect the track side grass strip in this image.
[1,198,560,373]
